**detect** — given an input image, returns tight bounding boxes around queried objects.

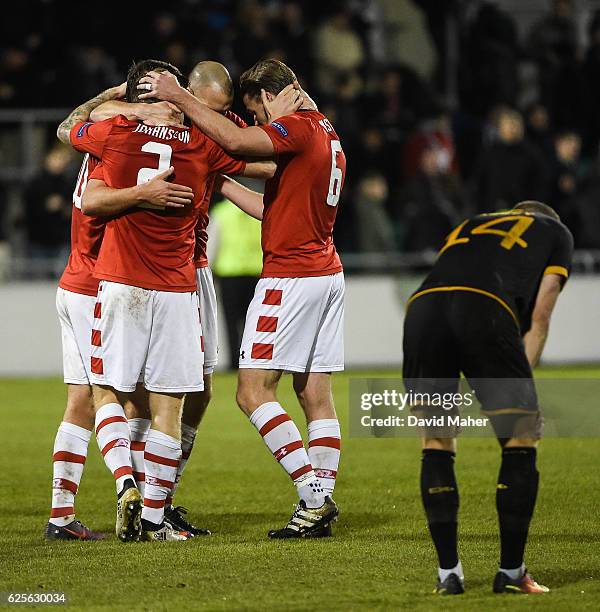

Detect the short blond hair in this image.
[513,200,560,221]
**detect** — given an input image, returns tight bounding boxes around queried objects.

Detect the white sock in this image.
[250,402,325,508]
[439,561,464,582]
[499,563,525,580]
[128,418,151,498]
[297,476,326,508]
[167,422,197,506]
[307,418,341,496]
[142,429,181,525]
[50,422,91,526]
[94,403,133,494]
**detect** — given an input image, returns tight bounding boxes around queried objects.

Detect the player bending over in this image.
[139,59,346,538]
[67,59,272,542]
[403,201,573,594]
[46,83,192,541]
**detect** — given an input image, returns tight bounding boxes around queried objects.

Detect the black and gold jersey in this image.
[410,211,574,333]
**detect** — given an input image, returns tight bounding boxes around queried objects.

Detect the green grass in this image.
[1,369,599,610]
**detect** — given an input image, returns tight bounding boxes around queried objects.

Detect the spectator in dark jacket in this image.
[527,0,584,129]
[549,129,582,230]
[24,145,72,269]
[399,146,463,252]
[473,108,549,212]
[525,102,554,160]
[572,159,600,248]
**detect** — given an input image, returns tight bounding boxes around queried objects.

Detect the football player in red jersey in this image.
[140,59,346,538]
[45,83,192,542]
[67,59,274,542]
[86,60,269,536]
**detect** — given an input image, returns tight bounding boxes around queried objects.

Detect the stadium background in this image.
[2,0,600,371]
[0,1,599,610]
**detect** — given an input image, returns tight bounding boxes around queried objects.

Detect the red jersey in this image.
[71,116,246,292]
[58,154,106,296]
[194,110,248,268]
[258,110,346,278]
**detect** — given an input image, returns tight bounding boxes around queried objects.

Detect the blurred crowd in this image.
[3,0,600,262]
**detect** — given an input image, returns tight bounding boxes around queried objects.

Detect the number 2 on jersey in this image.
[440,215,535,255]
[327,140,343,207]
[73,143,175,211]
[136,142,174,210]
[137,142,173,184]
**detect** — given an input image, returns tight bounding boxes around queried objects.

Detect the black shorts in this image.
[402,290,540,439]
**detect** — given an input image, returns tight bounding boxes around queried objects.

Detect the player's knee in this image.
[293,385,310,409]
[504,436,538,449]
[293,383,322,406]
[91,384,118,410]
[64,384,95,428]
[201,376,213,406]
[237,371,279,415]
[124,384,151,420]
[490,410,542,447]
[292,374,308,398]
[188,389,212,411]
[293,374,333,415]
[200,388,212,410]
[423,437,456,453]
[124,402,150,420]
[236,386,257,415]
[182,389,211,426]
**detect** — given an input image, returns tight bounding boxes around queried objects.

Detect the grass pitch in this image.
[1,369,599,611]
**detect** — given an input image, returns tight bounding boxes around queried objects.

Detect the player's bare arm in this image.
[56,83,126,144]
[523,274,563,367]
[81,167,193,216]
[242,160,276,180]
[217,175,264,220]
[137,71,299,156]
[90,100,183,127]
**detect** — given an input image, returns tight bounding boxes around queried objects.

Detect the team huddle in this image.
[46,55,572,596]
[48,58,345,543]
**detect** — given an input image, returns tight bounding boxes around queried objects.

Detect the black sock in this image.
[496,447,539,569]
[421,449,459,569]
[141,518,161,531]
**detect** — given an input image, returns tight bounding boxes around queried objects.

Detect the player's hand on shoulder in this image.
[139,101,184,127]
[137,167,194,209]
[138,70,184,102]
[262,83,303,123]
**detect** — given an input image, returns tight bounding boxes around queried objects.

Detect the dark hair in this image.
[513,200,560,221]
[554,128,580,141]
[239,59,296,99]
[125,59,187,104]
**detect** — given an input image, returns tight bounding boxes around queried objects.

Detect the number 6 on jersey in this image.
[327,140,343,207]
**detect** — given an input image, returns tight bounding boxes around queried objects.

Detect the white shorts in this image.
[56,287,96,385]
[90,281,204,393]
[196,267,218,376]
[239,273,345,373]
